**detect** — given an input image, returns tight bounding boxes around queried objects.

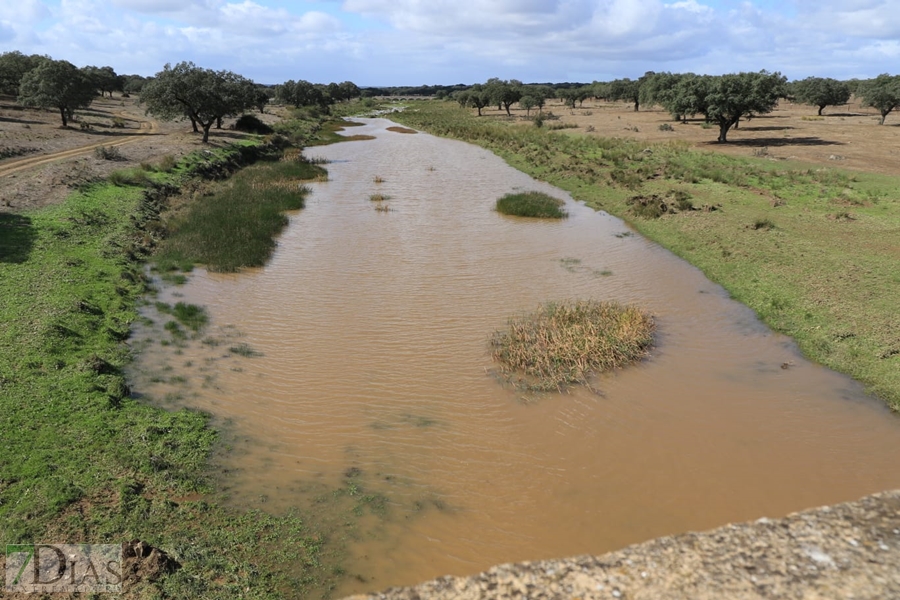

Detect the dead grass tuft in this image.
[490,300,655,391]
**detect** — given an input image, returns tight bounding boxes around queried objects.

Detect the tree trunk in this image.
[189,115,199,133]
[717,119,732,143]
[202,122,213,143]
[216,116,223,129]
[59,106,68,127]
[880,108,891,124]
[476,106,482,117]
[633,99,639,112]
[504,103,511,117]
[818,105,825,116]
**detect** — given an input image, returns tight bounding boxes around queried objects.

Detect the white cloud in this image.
[793,0,900,38]
[1,0,898,85]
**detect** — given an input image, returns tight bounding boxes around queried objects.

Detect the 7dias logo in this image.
[6,544,123,593]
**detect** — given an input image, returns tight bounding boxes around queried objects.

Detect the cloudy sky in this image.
[1,0,897,86]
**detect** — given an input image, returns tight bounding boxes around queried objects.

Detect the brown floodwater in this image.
[131,118,900,597]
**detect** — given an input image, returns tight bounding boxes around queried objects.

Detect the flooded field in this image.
[130,119,900,597]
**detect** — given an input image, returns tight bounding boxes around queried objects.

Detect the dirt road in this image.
[0,116,158,178]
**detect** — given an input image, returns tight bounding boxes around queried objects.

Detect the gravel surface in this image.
[347,490,900,600]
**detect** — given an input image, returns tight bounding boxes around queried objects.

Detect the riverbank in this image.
[0,121,350,596]
[348,488,900,600]
[387,101,900,410]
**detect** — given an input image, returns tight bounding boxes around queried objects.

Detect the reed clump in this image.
[490,300,655,391]
[156,153,323,272]
[496,191,567,218]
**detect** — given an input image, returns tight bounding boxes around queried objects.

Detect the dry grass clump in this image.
[490,300,655,391]
[386,126,417,134]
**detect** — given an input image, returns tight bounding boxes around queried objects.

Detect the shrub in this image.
[111,116,126,128]
[670,190,694,211]
[658,123,674,132]
[490,300,655,391]
[752,218,775,230]
[95,145,124,161]
[495,191,567,218]
[628,194,670,218]
[157,154,177,172]
[609,169,643,189]
[546,122,578,131]
[234,114,273,135]
[108,168,151,187]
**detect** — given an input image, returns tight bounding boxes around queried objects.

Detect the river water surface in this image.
[132,118,900,597]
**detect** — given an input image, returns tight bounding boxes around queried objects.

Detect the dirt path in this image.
[0,116,158,178]
[0,96,281,212]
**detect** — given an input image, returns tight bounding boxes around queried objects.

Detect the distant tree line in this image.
[0,51,283,142]
[448,71,900,141]
[273,80,360,109]
[3,48,899,141]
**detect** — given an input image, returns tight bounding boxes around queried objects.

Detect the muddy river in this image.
[131,118,900,597]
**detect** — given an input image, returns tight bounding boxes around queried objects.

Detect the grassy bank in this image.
[0,115,362,596]
[388,101,900,409]
[155,152,326,273]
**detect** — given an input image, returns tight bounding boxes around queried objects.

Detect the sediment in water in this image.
[347,489,900,599]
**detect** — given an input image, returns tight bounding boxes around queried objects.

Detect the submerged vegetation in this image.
[155,151,325,273]
[496,191,567,218]
[490,300,655,391]
[390,100,900,409]
[0,106,382,596]
[0,160,339,596]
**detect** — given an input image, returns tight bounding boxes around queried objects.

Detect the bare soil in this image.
[483,97,900,176]
[0,94,278,212]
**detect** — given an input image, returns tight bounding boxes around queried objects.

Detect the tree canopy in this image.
[0,51,47,96]
[17,59,96,126]
[607,77,643,111]
[859,74,900,125]
[705,71,787,142]
[656,71,785,141]
[141,62,258,142]
[274,79,358,110]
[453,86,491,116]
[792,77,851,115]
[81,65,120,98]
[275,79,325,109]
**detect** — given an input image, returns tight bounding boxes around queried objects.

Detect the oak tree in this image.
[792,77,851,115]
[859,74,900,125]
[142,62,257,143]
[18,59,95,127]
[704,71,786,142]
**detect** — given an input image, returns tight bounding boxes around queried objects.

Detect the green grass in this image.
[0,132,352,596]
[496,191,567,218]
[490,300,655,391]
[390,100,900,409]
[154,154,325,273]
